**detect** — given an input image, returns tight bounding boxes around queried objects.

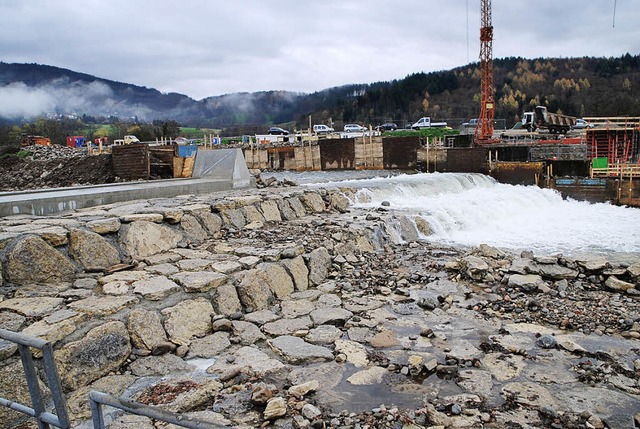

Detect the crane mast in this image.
[475,0,495,143]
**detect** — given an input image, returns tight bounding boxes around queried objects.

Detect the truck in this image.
[113,135,141,145]
[521,106,576,134]
[411,117,448,130]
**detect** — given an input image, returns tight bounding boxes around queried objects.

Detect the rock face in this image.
[5,235,77,284]
[55,321,131,391]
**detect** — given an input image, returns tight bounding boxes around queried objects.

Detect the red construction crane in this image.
[475,0,495,143]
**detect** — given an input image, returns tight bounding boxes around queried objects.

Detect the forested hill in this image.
[1,54,639,129]
[332,54,640,127]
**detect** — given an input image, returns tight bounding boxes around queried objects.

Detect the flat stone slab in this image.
[171,271,228,292]
[206,346,285,376]
[310,307,353,326]
[243,310,280,325]
[269,336,334,364]
[133,276,181,300]
[305,325,343,345]
[262,317,313,336]
[68,295,139,316]
[0,297,64,317]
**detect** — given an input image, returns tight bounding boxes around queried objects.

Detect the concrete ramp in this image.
[193,148,253,188]
[0,149,256,216]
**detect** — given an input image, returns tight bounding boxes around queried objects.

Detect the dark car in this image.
[268,127,289,135]
[375,123,398,132]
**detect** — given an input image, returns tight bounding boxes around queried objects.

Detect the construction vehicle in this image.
[21,135,51,146]
[521,106,577,134]
[113,135,141,145]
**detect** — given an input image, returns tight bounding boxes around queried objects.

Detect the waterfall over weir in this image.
[293,171,640,257]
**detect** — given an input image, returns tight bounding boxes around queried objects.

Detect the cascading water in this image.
[297,171,640,257]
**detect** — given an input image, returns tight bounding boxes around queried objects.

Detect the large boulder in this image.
[161,298,214,346]
[193,211,223,235]
[236,268,275,311]
[119,220,182,258]
[68,228,121,270]
[180,214,209,244]
[212,283,242,316]
[5,235,77,285]
[127,308,169,352]
[260,200,283,222]
[301,192,326,213]
[307,247,331,286]
[508,274,546,293]
[461,255,489,281]
[55,321,131,391]
[257,262,294,299]
[281,255,309,291]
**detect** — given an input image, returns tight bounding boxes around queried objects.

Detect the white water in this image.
[295,171,640,257]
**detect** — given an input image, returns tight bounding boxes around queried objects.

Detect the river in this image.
[264,171,640,259]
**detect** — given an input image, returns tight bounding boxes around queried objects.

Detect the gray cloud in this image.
[0,0,638,100]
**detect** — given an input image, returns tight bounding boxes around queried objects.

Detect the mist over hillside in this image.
[1,55,639,129]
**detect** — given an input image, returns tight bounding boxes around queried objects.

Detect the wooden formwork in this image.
[294,145,321,171]
[355,136,384,169]
[112,144,180,180]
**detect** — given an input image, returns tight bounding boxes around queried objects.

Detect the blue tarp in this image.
[177,145,198,157]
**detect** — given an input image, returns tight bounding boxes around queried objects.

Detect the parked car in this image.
[572,119,593,130]
[268,127,289,135]
[375,123,398,131]
[313,124,334,135]
[462,119,479,127]
[343,124,367,133]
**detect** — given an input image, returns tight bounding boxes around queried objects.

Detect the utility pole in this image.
[475,0,495,144]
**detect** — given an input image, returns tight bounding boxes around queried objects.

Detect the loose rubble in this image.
[0,145,117,191]
[0,184,639,429]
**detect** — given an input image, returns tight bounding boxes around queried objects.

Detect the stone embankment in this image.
[0,183,639,429]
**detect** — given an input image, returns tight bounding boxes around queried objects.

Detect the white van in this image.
[313,124,334,135]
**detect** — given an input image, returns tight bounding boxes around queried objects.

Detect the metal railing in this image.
[0,328,70,429]
[1,328,230,429]
[89,391,228,429]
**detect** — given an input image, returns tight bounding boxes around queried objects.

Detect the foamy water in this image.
[292,171,640,257]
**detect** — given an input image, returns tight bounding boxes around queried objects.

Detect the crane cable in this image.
[613,0,617,28]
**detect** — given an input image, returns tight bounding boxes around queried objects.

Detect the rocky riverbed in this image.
[0,183,639,429]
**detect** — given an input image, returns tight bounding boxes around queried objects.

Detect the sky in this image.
[0,0,639,101]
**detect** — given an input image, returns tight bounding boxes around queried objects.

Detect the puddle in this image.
[327,365,428,412]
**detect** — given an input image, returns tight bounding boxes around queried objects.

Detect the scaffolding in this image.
[584,117,640,169]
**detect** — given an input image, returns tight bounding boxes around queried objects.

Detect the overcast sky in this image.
[1,0,638,100]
